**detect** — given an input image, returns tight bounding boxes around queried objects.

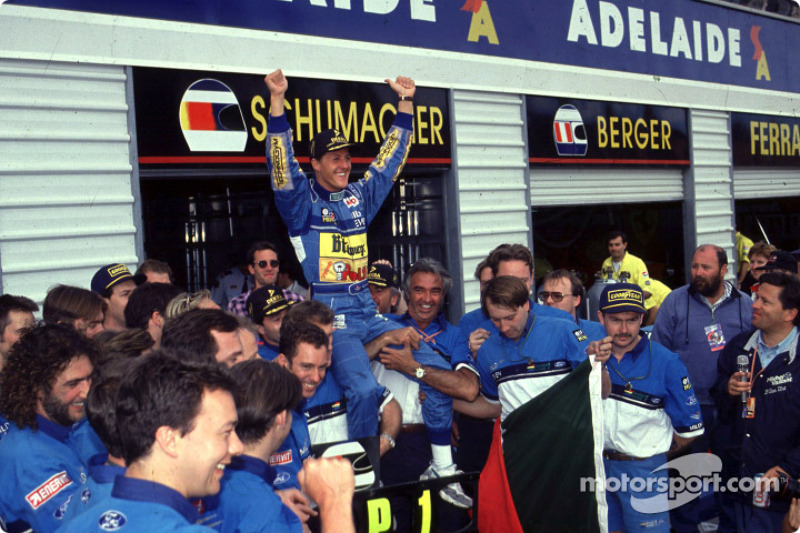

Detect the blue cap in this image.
[91,263,146,294]
[599,283,646,314]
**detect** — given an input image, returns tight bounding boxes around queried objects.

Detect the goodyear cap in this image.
[91,263,146,295]
[247,285,291,323]
[310,129,358,161]
[599,283,646,314]
[367,263,399,289]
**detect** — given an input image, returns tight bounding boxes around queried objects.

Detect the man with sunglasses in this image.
[540,269,607,353]
[228,241,303,318]
[599,283,703,533]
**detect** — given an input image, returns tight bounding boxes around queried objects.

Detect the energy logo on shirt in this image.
[26,471,73,510]
[319,233,368,282]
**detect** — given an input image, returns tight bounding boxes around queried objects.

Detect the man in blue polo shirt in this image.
[369,258,479,515]
[599,283,704,533]
[0,324,98,533]
[459,244,573,359]
[58,351,245,532]
[66,357,137,521]
[272,321,399,494]
[216,358,357,533]
[457,276,608,423]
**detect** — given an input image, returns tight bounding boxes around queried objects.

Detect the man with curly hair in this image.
[0,323,100,532]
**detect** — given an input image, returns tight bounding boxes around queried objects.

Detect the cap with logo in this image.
[367,263,400,289]
[310,129,358,161]
[247,285,291,323]
[91,263,146,294]
[599,283,646,314]
[755,250,798,274]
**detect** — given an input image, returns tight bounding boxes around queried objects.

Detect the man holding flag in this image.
[455,275,612,532]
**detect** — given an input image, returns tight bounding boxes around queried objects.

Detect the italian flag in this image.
[478,359,608,532]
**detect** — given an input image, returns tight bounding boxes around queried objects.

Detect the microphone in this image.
[737,354,749,404]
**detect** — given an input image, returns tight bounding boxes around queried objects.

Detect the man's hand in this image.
[587,336,613,365]
[264,69,288,97]
[765,465,789,481]
[276,488,316,523]
[385,76,416,99]
[379,338,418,376]
[468,328,490,356]
[727,371,751,397]
[383,327,421,351]
[298,457,355,508]
[783,497,800,533]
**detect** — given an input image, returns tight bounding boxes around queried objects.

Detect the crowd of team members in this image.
[1,66,800,533]
[1,245,800,533]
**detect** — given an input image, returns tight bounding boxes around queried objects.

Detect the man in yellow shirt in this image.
[601,230,652,299]
[736,230,754,289]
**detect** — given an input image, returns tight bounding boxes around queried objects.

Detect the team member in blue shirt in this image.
[0,324,97,533]
[217,357,360,533]
[65,357,137,521]
[216,359,307,533]
[369,258,479,510]
[265,68,446,444]
[457,276,610,423]
[0,294,38,443]
[273,322,399,489]
[58,351,245,532]
[459,244,574,358]
[599,283,704,533]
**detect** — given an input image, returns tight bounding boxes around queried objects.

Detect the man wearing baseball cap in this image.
[756,250,798,276]
[599,283,704,533]
[368,262,403,315]
[247,285,292,361]
[264,68,453,456]
[91,263,146,332]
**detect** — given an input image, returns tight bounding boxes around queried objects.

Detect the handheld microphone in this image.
[737,354,749,404]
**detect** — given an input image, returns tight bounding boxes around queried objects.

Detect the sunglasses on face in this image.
[538,291,570,303]
[253,260,280,268]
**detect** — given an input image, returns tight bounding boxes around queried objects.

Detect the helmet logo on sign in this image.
[179,79,248,152]
[553,104,588,157]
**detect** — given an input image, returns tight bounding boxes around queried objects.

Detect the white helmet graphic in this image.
[553,104,588,157]
[179,79,247,152]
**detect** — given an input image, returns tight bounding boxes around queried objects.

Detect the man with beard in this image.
[0,324,100,532]
[653,244,753,532]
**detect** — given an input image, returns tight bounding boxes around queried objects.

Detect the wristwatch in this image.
[415,366,426,379]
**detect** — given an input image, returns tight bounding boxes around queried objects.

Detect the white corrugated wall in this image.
[733,169,800,199]
[452,90,531,313]
[530,167,683,206]
[0,59,139,303]
[683,109,736,273]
